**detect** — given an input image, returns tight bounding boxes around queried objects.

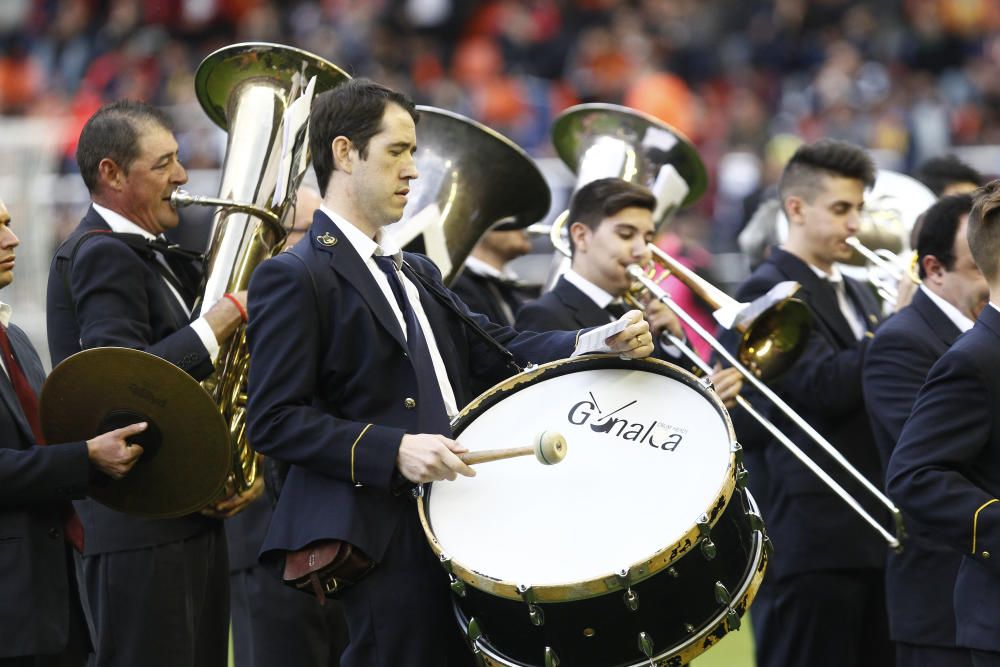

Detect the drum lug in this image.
[714,581,732,605]
[684,622,695,634]
[697,515,717,561]
[623,588,639,611]
[411,485,425,498]
[726,607,742,631]
[544,646,560,667]
[763,535,775,559]
[735,465,749,490]
[638,631,655,660]
[731,441,744,466]
[467,617,487,665]
[518,584,545,627]
[748,510,765,533]
[699,375,714,391]
[667,566,679,578]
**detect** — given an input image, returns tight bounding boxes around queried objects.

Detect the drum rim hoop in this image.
[455,491,769,667]
[418,354,740,603]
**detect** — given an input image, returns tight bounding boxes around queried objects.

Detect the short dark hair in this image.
[916,155,983,197]
[566,178,656,255]
[915,193,974,279]
[967,179,1000,282]
[76,100,173,194]
[778,139,876,210]
[309,78,418,197]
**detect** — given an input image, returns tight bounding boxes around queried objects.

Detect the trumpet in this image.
[844,237,919,307]
[625,260,903,549]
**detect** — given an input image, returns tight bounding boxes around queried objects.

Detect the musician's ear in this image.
[332,136,354,174]
[784,195,806,228]
[569,221,590,254]
[98,158,124,191]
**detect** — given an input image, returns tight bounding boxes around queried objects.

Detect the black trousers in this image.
[755,569,894,667]
[77,526,228,667]
[230,563,349,667]
[338,506,474,667]
[895,642,972,667]
[972,650,1000,667]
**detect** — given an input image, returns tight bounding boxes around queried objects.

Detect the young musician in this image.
[515,177,743,406]
[730,139,891,667]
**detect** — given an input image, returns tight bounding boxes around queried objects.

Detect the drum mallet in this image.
[459,431,567,466]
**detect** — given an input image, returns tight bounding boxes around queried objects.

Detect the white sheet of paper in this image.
[572,316,629,357]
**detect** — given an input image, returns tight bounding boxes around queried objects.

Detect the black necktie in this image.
[374,255,452,436]
[605,300,628,320]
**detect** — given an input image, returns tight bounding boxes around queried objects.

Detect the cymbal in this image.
[40,347,231,519]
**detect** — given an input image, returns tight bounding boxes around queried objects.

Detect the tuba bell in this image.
[383,106,551,285]
[172,43,349,494]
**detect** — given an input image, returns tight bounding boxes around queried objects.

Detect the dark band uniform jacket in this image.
[0,321,89,658]
[887,304,1000,653]
[449,261,537,327]
[515,274,678,363]
[731,246,886,577]
[46,205,216,552]
[863,287,965,649]
[245,210,578,568]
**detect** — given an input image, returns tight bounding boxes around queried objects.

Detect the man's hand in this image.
[200,475,264,519]
[605,310,654,359]
[397,434,476,484]
[644,299,684,340]
[204,289,248,343]
[86,422,147,479]
[709,364,743,408]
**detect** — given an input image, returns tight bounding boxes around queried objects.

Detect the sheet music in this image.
[273,74,317,207]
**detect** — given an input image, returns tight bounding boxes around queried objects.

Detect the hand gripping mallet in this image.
[459,431,567,466]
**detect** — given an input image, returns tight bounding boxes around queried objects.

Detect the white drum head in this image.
[426,359,733,589]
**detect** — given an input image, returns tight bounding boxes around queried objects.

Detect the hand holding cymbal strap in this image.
[459,431,567,466]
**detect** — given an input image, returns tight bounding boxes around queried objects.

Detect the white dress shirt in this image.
[91,203,220,362]
[921,284,975,333]
[0,301,11,378]
[322,205,461,418]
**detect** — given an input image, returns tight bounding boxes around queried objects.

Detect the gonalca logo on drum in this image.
[566,393,686,451]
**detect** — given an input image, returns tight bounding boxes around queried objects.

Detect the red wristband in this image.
[223,293,247,323]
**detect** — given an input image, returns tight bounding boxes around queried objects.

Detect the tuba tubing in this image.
[184,43,350,493]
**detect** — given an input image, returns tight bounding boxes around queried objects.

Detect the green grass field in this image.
[230,616,757,666]
[690,616,756,667]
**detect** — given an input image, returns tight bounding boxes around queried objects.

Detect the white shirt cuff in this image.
[191,316,221,364]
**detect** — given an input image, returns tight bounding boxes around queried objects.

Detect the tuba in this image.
[383,106,551,285]
[172,43,349,493]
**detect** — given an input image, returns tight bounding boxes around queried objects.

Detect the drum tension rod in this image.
[517,585,545,627]
[617,568,639,612]
[544,647,560,667]
[439,554,466,597]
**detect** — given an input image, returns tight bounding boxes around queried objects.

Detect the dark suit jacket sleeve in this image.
[863,324,936,466]
[70,236,212,377]
[887,347,1000,572]
[0,442,89,508]
[514,298,578,333]
[246,256,404,492]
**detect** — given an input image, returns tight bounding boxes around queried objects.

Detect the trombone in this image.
[844,237,919,308]
[624,253,903,549]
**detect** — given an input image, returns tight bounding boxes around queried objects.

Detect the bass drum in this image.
[418,355,769,666]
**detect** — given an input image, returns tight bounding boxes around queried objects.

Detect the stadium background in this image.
[2,2,999,663]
